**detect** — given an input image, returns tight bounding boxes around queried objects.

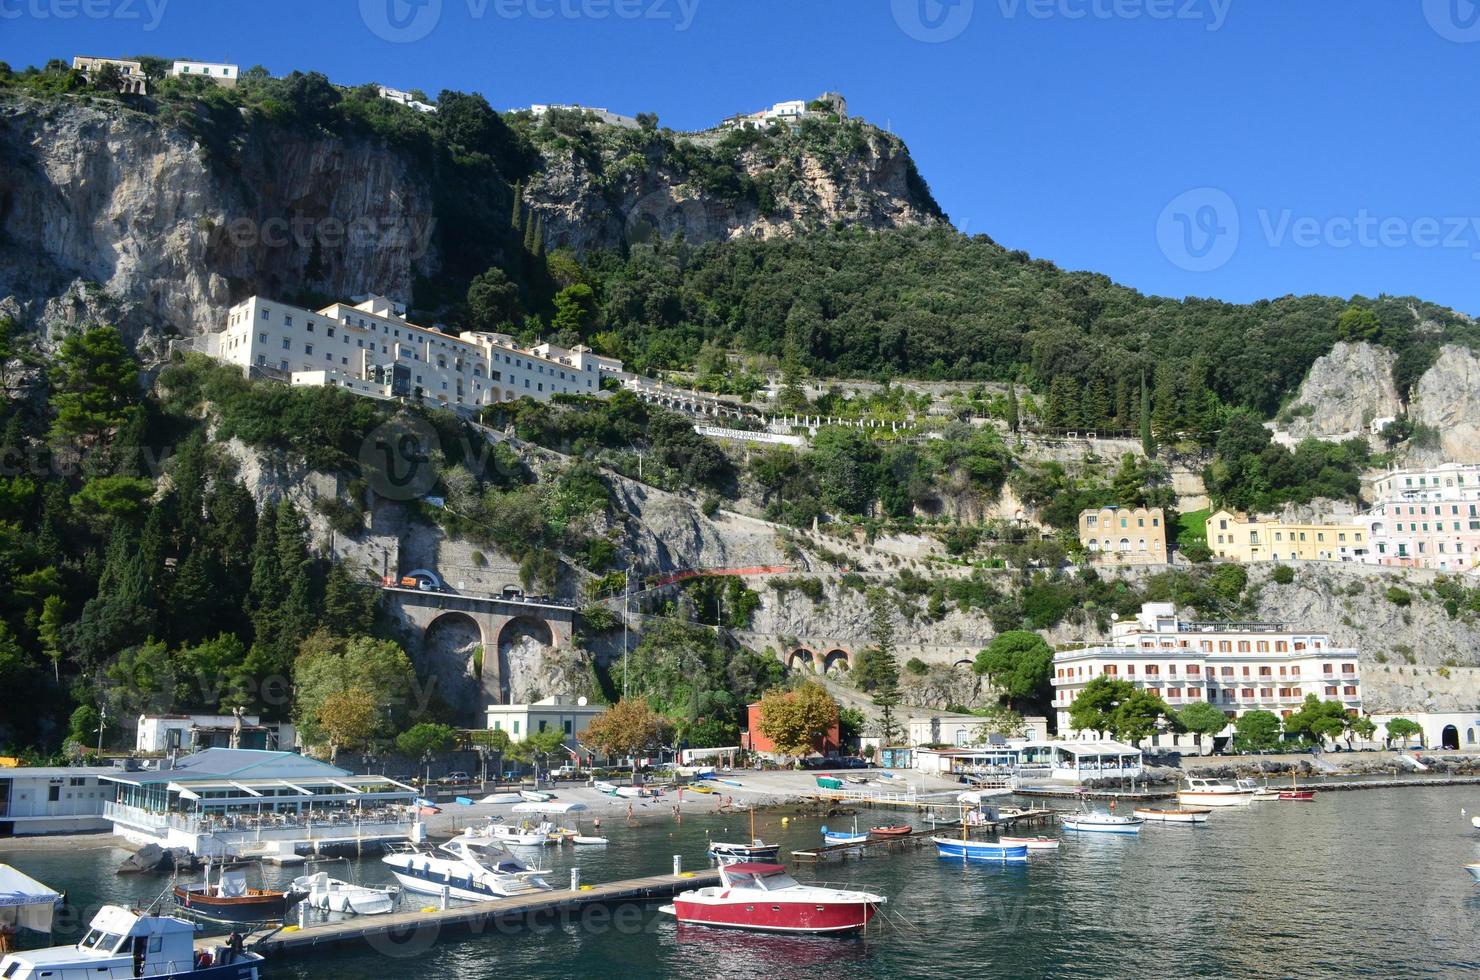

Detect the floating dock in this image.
[205,870,721,959]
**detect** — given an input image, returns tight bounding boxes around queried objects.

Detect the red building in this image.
[740,701,841,757]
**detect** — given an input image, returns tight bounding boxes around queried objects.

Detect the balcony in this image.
[103,802,416,842]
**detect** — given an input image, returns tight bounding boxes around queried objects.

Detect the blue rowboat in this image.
[821,824,869,846]
[931,837,1029,862]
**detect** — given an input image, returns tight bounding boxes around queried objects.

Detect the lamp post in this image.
[96,703,107,759]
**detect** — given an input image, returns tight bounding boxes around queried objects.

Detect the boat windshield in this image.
[85,931,125,953]
[742,872,798,891]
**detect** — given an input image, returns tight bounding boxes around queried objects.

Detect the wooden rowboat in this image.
[1134,806,1211,824]
[868,825,913,838]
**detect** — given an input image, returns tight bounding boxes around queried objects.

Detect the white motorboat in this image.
[1134,806,1211,824]
[0,904,263,978]
[1177,777,1256,808]
[382,836,552,901]
[573,835,610,845]
[1062,812,1144,834]
[660,862,885,933]
[1235,778,1281,802]
[291,872,399,915]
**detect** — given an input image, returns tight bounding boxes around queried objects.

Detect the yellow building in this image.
[1206,509,1366,563]
[1078,506,1168,565]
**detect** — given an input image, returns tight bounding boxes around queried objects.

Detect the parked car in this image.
[439,771,470,785]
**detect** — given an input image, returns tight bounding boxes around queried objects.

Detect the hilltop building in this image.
[71,56,148,94]
[169,60,238,86]
[1206,510,1368,563]
[1052,602,1362,745]
[1077,506,1168,565]
[721,92,848,130]
[207,294,624,412]
[379,85,436,113]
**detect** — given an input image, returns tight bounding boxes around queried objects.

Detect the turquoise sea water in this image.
[5,786,1480,978]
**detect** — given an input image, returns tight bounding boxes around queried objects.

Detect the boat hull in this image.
[1278,791,1316,801]
[707,843,781,861]
[1177,791,1255,808]
[932,838,1030,862]
[1062,818,1143,834]
[1134,808,1210,824]
[668,898,878,933]
[999,836,1061,850]
[173,886,298,924]
[823,833,869,846]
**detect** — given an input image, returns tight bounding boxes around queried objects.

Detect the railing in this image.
[104,801,416,839]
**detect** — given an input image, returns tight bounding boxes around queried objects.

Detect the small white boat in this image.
[999,835,1061,850]
[1135,807,1211,824]
[615,786,644,799]
[1062,813,1144,834]
[489,821,558,846]
[595,781,618,793]
[519,789,554,803]
[291,872,398,915]
[821,821,869,846]
[1235,778,1281,802]
[1178,777,1255,808]
[478,792,523,805]
[573,835,609,845]
[1465,862,1480,882]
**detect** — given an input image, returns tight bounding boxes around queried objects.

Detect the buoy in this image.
[781,817,789,825]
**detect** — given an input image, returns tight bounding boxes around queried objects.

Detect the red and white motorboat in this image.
[661,862,886,934]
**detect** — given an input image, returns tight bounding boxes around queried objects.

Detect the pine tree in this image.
[1139,374,1155,457]
[865,588,903,745]
[1151,362,1181,443]
[1082,377,1112,428]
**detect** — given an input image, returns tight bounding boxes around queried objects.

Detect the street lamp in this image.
[96,703,107,759]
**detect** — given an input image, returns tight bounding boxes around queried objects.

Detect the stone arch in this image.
[497,616,555,705]
[954,658,975,670]
[787,648,815,673]
[822,649,851,675]
[1442,724,1460,750]
[422,611,487,726]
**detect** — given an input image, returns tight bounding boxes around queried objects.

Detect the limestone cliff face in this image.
[1410,344,1480,463]
[1282,341,1401,440]
[0,95,939,349]
[0,95,437,348]
[527,127,942,253]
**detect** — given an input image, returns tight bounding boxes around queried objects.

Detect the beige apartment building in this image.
[1206,509,1367,563]
[1078,506,1168,565]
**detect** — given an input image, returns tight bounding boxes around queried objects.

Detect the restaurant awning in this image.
[167,782,202,802]
[229,781,264,798]
[0,864,63,933]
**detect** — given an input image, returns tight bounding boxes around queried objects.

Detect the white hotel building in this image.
[209,294,624,411]
[1052,602,1362,742]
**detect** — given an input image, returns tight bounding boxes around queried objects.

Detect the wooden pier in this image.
[203,870,721,959]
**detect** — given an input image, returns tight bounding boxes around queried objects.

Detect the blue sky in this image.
[5,0,1479,313]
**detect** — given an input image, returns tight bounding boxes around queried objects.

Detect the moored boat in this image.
[1279,790,1317,801]
[291,872,398,915]
[661,862,885,933]
[0,904,263,979]
[821,821,869,846]
[1465,862,1480,883]
[1062,812,1144,834]
[1134,807,1211,824]
[868,824,913,838]
[573,835,610,845]
[1177,777,1256,808]
[1235,778,1281,802]
[999,835,1061,850]
[709,808,782,862]
[382,835,552,901]
[932,837,1030,862]
[173,866,303,924]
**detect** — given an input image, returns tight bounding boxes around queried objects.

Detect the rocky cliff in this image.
[1281,340,1401,440]
[0,92,941,348]
[1410,344,1480,464]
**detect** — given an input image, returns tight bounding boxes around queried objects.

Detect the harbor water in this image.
[4,785,1479,978]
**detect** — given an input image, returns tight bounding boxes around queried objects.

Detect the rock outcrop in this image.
[1281,341,1401,440]
[1410,344,1480,463]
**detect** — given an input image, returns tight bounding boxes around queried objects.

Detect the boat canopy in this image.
[0,864,63,933]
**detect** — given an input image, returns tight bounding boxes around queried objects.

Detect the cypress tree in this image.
[510,180,524,234]
[1139,373,1155,457]
[1004,383,1019,433]
[523,208,539,253]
